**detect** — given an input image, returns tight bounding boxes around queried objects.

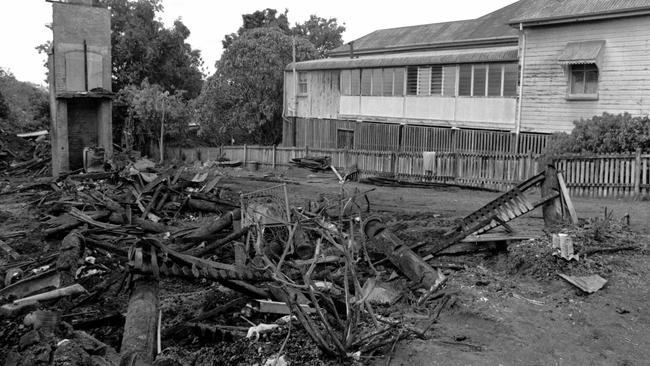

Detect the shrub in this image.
[545,112,650,155]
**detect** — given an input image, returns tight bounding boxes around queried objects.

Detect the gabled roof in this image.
[329,0,534,56]
[511,0,650,26]
[328,0,650,57]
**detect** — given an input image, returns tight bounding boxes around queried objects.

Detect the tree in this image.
[293,15,346,57]
[0,68,49,133]
[222,8,290,49]
[198,28,317,145]
[120,80,189,157]
[193,76,238,145]
[99,0,204,98]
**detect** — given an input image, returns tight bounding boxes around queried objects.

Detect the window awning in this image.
[286,46,519,71]
[558,41,605,67]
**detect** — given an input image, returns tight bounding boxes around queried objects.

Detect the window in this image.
[503,64,518,97]
[337,129,354,149]
[487,64,503,96]
[417,67,431,95]
[458,65,472,96]
[405,66,441,95]
[442,66,457,96]
[371,69,383,96]
[473,64,487,96]
[350,69,361,96]
[430,66,442,95]
[406,67,418,95]
[298,73,308,94]
[569,64,598,97]
[382,69,394,96]
[394,68,405,96]
[361,69,372,96]
[340,70,351,95]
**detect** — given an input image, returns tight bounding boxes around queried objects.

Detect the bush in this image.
[545,112,650,155]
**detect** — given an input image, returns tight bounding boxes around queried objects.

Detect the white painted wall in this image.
[521,16,650,133]
[339,95,517,129]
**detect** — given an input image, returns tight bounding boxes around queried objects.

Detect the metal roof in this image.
[558,41,605,66]
[511,0,650,25]
[327,0,650,57]
[329,0,534,56]
[287,47,519,71]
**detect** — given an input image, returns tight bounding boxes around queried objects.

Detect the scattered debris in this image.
[552,233,579,261]
[558,274,608,293]
[0,153,641,365]
[290,156,331,171]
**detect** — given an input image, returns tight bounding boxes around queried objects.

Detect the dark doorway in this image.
[67,99,98,170]
[337,129,354,150]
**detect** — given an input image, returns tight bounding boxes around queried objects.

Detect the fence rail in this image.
[165,145,649,198]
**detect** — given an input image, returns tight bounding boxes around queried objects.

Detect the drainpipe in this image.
[292,37,298,146]
[515,23,526,153]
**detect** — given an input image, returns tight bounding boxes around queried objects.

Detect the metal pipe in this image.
[515,23,527,151]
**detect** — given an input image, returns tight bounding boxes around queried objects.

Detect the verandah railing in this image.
[164,145,650,198]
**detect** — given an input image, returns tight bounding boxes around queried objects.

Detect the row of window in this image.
[340,63,519,98]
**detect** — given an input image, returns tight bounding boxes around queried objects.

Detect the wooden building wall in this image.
[284,70,340,119]
[521,16,650,133]
[288,118,548,153]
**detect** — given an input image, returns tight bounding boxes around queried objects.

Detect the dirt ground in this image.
[1,164,648,365]
[227,166,650,366]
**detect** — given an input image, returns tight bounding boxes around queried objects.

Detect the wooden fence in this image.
[166,145,541,192]
[165,145,650,198]
[554,150,650,198]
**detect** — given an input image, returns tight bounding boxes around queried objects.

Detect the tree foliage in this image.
[0,68,49,133]
[293,15,346,57]
[222,8,290,49]
[545,112,650,155]
[197,28,317,145]
[119,79,189,152]
[100,0,204,98]
[197,9,344,145]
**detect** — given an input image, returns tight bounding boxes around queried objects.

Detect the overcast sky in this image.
[0,0,517,86]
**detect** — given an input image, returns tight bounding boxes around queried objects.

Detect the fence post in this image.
[305,145,309,157]
[272,145,276,170]
[634,148,642,198]
[391,151,397,176]
[244,144,248,165]
[220,145,223,160]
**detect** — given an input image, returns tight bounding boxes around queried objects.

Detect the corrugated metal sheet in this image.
[329,0,534,56]
[328,0,650,57]
[287,47,519,71]
[558,41,605,65]
[511,0,650,24]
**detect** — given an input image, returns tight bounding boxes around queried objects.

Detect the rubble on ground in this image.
[0,157,645,365]
[0,131,51,177]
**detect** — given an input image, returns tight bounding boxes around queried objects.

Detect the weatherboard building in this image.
[282,0,650,154]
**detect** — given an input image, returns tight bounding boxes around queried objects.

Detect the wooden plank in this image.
[557,172,578,225]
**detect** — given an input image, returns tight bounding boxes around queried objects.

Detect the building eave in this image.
[509,6,650,27]
[328,36,518,58]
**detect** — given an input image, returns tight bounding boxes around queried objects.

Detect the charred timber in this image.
[363,217,440,289]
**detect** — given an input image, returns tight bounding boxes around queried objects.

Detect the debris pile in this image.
[507,209,644,281]
[0,132,51,177]
[2,159,635,364]
[0,161,457,365]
